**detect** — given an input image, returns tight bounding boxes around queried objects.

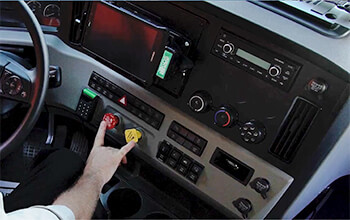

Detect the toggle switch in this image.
[103,113,120,130]
[125,128,143,143]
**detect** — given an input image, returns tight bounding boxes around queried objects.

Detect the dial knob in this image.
[268,65,281,77]
[233,198,252,219]
[250,177,270,199]
[3,75,22,96]
[103,113,120,130]
[222,43,234,54]
[188,91,212,113]
[214,106,238,128]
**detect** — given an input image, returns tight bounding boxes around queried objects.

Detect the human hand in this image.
[83,121,136,189]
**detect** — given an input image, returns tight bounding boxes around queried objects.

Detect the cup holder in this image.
[145,212,171,219]
[107,188,142,219]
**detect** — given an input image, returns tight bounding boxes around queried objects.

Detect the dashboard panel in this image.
[64,1,349,218]
[0,0,349,219]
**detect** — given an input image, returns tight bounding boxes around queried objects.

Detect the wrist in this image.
[80,171,105,192]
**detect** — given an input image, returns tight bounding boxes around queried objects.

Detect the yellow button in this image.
[125,128,142,143]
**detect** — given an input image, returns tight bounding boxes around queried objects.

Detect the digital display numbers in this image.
[236,49,271,70]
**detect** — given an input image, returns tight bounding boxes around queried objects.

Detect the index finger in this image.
[94,121,107,147]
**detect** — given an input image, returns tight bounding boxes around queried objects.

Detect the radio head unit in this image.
[212,30,301,92]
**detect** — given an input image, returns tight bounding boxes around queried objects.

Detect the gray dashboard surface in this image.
[0,30,294,219]
[207,1,350,73]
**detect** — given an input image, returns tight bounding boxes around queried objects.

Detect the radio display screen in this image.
[82,2,168,85]
[236,49,271,70]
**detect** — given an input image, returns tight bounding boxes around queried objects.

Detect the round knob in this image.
[233,198,252,219]
[3,75,22,96]
[214,106,238,128]
[103,113,120,130]
[188,91,212,113]
[222,43,234,54]
[250,177,270,199]
[268,65,281,77]
[240,120,266,144]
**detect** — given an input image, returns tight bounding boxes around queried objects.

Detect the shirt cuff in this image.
[32,205,75,220]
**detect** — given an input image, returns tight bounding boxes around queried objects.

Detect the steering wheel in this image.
[0,1,49,159]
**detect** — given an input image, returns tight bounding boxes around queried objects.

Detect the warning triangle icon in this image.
[118,95,127,106]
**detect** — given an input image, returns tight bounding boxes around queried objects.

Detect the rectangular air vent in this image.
[270,97,319,163]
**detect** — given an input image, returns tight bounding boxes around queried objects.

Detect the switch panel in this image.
[167,121,207,156]
[89,72,165,129]
[156,140,205,184]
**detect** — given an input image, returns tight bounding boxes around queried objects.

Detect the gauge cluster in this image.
[26,1,61,27]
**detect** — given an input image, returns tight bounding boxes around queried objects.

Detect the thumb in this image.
[117,141,136,158]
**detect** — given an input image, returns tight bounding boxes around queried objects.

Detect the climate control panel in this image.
[187,92,266,145]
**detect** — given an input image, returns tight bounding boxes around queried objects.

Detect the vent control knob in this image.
[188,91,212,113]
[214,106,238,128]
[233,198,252,219]
[250,177,270,199]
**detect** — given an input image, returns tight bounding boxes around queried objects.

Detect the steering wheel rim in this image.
[0,1,49,159]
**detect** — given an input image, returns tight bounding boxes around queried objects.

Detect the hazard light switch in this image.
[118,95,127,106]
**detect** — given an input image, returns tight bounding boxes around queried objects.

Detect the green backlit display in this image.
[156,50,173,79]
[236,49,271,70]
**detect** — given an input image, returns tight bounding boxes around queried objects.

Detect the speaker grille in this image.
[270,97,319,163]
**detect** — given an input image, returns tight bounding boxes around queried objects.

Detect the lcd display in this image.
[236,49,271,70]
[82,2,168,85]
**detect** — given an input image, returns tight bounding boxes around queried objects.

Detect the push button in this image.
[103,113,120,130]
[307,78,327,95]
[176,165,188,176]
[186,132,196,142]
[170,149,182,161]
[124,128,142,143]
[186,172,199,183]
[180,156,192,167]
[166,158,178,168]
[193,137,207,148]
[156,141,172,162]
[191,163,204,175]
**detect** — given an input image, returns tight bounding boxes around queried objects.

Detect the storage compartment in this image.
[210,148,254,185]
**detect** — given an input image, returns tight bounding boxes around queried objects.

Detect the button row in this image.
[167,121,207,156]
[89,72,164,129]
[156,141,204,184]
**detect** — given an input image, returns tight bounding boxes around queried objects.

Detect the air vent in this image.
[70,2,91,44]
[270,97,319,163]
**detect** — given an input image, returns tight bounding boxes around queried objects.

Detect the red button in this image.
[103,113,119,130]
